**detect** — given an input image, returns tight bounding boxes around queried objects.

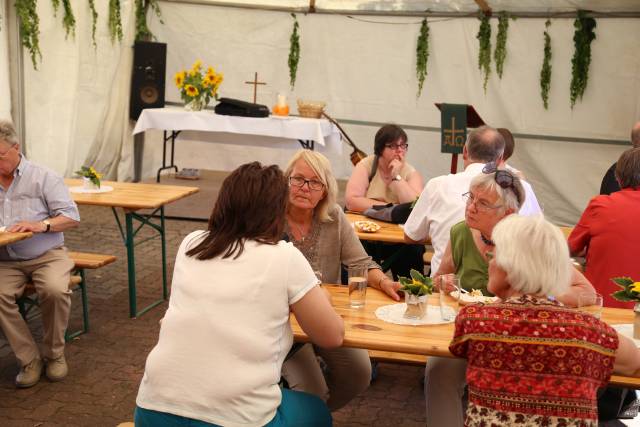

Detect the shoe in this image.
[45,355,68,382]
[15,357,43,388]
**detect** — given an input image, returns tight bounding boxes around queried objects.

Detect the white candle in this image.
[277,94,287,107]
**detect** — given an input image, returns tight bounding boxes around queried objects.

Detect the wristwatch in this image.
[42,220,51,233]
[392,174,402,182]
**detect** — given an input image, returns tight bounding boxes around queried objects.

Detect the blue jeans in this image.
[134,388,332,427]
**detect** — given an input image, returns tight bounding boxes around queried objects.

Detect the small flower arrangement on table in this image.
[611,277,640,338]
[75,166,102,189]
[174,59,223,111]
[399,269,433,319]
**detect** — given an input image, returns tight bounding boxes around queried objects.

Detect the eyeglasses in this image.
[289,176,325,192]
[462,191,503,212]
[482,163,522,205]
[384,143,409,151]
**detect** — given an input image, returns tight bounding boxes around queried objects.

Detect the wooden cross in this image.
[244,72,267,104]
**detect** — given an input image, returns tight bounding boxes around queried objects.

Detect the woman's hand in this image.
[388,159,403,177]
[379,278,402,301]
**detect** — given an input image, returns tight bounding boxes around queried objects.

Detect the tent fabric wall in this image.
[0,0,11,120]
[15,2,640,226]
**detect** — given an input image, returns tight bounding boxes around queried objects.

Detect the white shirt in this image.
[404,163,542,275]
[136,232,317,427]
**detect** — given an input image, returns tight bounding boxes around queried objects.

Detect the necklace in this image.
[288,218,311,242]
[480,233,494,246]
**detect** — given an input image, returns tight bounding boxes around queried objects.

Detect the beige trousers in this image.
[0,247,73,366]
[424,356,468,427]
[281,343,371,411]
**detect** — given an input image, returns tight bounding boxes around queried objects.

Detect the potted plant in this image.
[399,269,433,320]
[174,60,223,111]
[611,277,640,338]
[75,166,102,190]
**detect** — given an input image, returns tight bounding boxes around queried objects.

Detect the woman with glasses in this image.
[345,124,425,279]
[425,168,595,427]
[281,149,402,412]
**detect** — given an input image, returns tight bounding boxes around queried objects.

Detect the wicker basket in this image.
[297,100,326,118]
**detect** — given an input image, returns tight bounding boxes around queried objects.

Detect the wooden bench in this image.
[17,251,116,341]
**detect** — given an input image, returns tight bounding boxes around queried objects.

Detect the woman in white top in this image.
[135,162,344,427]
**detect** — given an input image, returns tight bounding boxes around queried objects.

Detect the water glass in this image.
[436,274,460,322]
[578,292,603,319]
[348,265,367,309]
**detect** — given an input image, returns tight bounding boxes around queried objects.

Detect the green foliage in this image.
[88,0,98,48]
[416,18,429,98]
[476,12,491,92]
[108,0,123,43]
[135,0,164,41]
[399,269,433,296]
[288,13,300,90]
[16,0,41,69]
[494,12,509,79]
[610,277,640,302]
[61,0,76,39]
[51,0,60,14]
[540,19,552,109]
[75,166,102,187]
[570,11,597,108]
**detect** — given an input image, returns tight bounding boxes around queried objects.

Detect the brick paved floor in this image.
[0,205,427,427]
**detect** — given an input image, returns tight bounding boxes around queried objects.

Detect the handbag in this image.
[363,202,413,224]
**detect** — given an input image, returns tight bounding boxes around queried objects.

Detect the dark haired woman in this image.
[345,124,425,279]
[135,162,344,427]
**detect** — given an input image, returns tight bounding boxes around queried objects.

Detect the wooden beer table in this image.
[0,231,32,247]
[65,179,198,317]
[291,285,640,388]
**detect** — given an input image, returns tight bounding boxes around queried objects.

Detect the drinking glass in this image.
[348,265,367,309]
[578,292,603,319]
[436,274,460,322]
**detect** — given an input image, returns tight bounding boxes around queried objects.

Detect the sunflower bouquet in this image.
[611,277,640,303]
[75,166,102,189]
[174,59,223,111]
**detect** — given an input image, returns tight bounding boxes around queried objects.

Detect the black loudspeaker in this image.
[130,41,167,120]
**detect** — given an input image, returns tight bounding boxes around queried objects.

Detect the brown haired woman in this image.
[135,162,344,427]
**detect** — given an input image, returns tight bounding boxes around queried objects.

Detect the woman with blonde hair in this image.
[281,149,401,411]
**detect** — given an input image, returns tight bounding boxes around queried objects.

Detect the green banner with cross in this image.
[440,103,467,154]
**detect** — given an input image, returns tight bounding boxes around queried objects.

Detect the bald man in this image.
[600,121,640,195]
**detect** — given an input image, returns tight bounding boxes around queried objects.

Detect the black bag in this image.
[214,97,270,118]
[363,202,413,224]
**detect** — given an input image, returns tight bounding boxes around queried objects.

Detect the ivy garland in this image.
[476,12,491,92]
[51,0,60,14]
[494,12,509,79]
[61,0,76,39]
[570,11,596,108]
[416,18,429,98]
[16,0,41,69]
[135,0,164,41]
[88,0,98,48]
[108,0,124,43]
[540,19,552,109]
[288,13,300,90]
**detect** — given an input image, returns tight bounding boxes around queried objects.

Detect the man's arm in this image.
[8,215,79,233]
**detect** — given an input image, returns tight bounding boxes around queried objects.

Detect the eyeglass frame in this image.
[288,175,325,192]
[462,191,504,212]
[481,162,522,206]
[384,143,409,152]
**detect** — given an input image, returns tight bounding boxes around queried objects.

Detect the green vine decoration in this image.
[135,0,164,41]
[494,12,509,79]
[88,0,98,48]
[570,11,597,108]
[416,18,429,98]
[476,12,491,92]
[61,0,76,39]
[108,0,124,43]
[540,19,552,109]
[288,13,300,90]
[51,0,60,14]
[16,0,41,69]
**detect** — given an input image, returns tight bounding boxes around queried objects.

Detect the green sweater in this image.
[450,221,492,296]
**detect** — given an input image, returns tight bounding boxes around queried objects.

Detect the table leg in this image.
[125,212,137,317]
[157,130,180,182]
[160,206,168,299]
[297,139,315,150]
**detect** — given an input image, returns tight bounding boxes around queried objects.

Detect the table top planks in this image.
[291,285,640,388]
[65,179,199,210]
[345,212,409,244]
[0,231,33,247]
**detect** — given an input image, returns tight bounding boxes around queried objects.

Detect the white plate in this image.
[449,290,499,305]
[612,324,640,348]
[69,185,114,194]
[375,303,456,326]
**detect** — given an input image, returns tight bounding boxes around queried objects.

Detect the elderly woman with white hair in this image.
[280,149,401,411]
[449,215,640,426]
[425,168,596,427]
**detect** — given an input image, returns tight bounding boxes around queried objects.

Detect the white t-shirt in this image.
[404,163,542,275]
[136,231,317,427]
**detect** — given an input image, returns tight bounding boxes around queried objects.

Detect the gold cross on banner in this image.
[244,72,267,104]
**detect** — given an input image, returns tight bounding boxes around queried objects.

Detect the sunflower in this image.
[192,59,202,72]
[202,73,216,88]
[174,71,186,88]
[184,85,199,97]
[631,282,640,293]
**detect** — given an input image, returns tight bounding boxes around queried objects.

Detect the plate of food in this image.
[354,220,381,233]
[450,289,499,305]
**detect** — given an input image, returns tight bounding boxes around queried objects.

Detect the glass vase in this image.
[82,177,99,190]
[185,98,206,111]
[634,303,640,340]
[404,294,428,320]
